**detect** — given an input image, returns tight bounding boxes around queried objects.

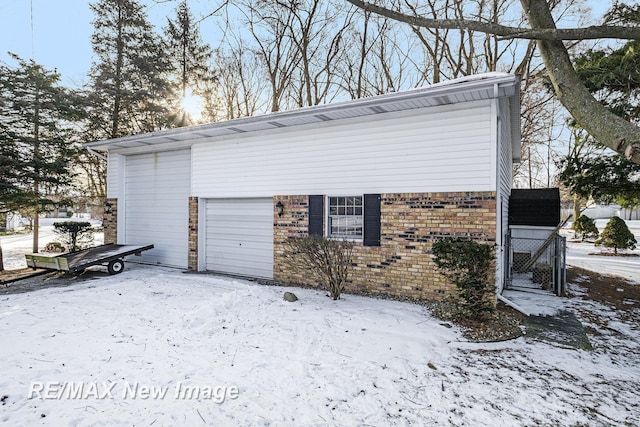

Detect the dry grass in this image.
[566,266,639,311]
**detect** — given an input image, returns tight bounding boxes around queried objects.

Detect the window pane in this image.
[327,195,363,239]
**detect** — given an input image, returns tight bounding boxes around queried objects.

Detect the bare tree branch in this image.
[345,0,640,40]
[346,0,640,163]
[521,0,640,163]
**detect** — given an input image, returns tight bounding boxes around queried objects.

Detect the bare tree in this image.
[233,0,302,112]
[337,10,394,97]
[345,0,640,163]
[276,0,354,107]
[213,41,269,119]
[337,9,424,98]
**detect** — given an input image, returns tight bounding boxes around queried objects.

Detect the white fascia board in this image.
[85,73,520,153]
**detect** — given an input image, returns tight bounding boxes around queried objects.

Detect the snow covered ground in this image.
[0,264,638,426]
[1,216,104,271]
[562,219,640,283]
[0,218,638,425]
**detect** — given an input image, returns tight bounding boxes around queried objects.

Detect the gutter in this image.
[86,146,107,161]
[84,73,520,151]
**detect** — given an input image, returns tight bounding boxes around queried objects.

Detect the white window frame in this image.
[326,195,364,241]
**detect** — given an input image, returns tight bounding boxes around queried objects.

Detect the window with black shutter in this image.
[313,193,381,246]
[327,196,363,239]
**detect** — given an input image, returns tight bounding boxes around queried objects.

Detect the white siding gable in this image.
[192,100,494,197]
[106,153,124,199]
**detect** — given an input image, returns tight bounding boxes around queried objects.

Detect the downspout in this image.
[497,294,530,317]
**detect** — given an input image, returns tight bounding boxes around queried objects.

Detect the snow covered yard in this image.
[563,219,640,283]
[1,264,638,426]
[1,216,104,271]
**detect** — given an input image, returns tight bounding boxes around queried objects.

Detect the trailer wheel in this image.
[107,259,125,275]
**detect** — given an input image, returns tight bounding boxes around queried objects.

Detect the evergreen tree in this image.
[163,0,216,126]
[88,0,172,139]
[53,221,95,252]
[0,54,85,256]
[560,153,640,205]
[572,215,599,242]
[596,217,637,255]
[574,5,640,123]
[615,193,640,220]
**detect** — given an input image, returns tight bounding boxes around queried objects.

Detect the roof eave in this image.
[85,72,520,152]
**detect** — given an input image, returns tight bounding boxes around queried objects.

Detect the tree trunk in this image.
[111,5,125,138]
[573,195,581,238]
[521,0,640,163]
[346,0,640,164]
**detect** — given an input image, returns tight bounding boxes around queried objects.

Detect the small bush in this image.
[573,214,599,241]
[431,238,496,321]
[595,216,637,254]
[53,221,94,252]
[281,235,354,300]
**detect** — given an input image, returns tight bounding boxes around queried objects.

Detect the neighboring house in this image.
[85,72,521,300]
[2,212,23,232]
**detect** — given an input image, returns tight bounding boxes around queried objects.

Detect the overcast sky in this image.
[0,0,615,89]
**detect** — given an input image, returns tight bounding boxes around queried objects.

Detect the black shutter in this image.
[363,194,381,246]
[308,195,324,236]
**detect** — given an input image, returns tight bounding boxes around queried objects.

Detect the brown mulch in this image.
[456,304,525,342]
[424,299,525,342]
[587,252,639,257]
[429,267,639,343]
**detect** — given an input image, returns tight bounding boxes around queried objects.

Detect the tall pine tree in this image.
[163,0,216,126]
[0,54,84,257]
[88,0,172,139]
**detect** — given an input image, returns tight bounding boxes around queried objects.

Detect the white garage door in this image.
[124,150,190,268]
[205,198,273,279]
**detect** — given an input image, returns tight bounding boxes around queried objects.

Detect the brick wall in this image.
[273,192,497,300]
[103,198,118,244]
[188,197,198,271]
[273,195,310,279]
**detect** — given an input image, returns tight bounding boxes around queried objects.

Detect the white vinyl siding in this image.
[192,101,493,198]
[106,153,123,199]
[496,97,515,292]
[124,150,190,268]
[204,198,273,279]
